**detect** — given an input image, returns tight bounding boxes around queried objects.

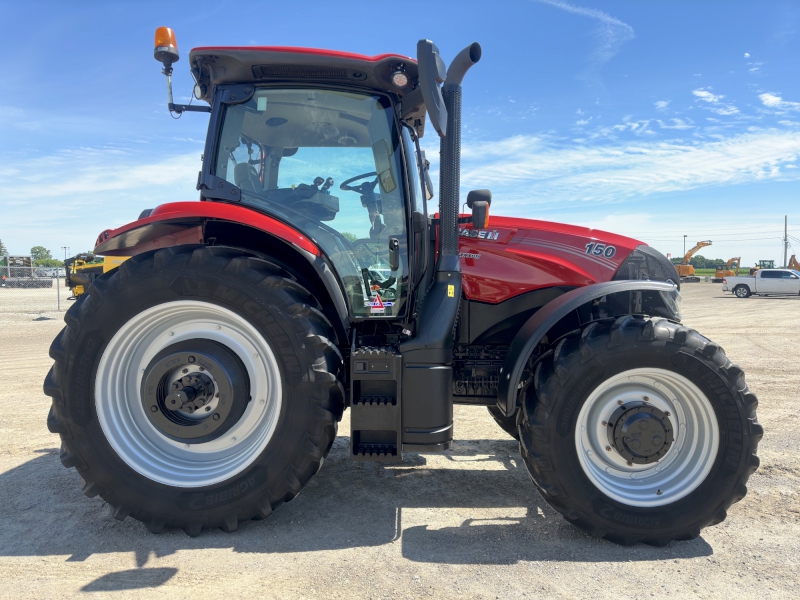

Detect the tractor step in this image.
[349,347,402,462]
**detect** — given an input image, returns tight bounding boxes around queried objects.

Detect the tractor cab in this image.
[208,85,413,318]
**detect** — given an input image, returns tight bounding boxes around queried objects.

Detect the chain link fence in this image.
[1,256,70,316]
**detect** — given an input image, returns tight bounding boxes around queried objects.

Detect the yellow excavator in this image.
[65,254,130,299]
[789,255,800,271]
[712,256,740,283]
[674,240,712,283]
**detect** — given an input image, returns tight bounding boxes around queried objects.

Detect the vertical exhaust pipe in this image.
[438,42,482,271]
[400,42,482,453]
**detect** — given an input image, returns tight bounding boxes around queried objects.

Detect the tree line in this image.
[670,255,732,269]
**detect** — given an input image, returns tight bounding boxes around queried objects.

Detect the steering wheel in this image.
[340,171,378,193]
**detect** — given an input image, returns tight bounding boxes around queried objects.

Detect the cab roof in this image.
[188,46,419,104]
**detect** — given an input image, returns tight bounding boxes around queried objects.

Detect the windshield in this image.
[214,88,409,319]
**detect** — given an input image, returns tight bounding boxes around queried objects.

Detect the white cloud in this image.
[654,100,671,110]
[657,118,694,130]
[759,92,800,112]
[532,0,634,83]
[744,52,750,58]
[693,89,724,103]
[458,128,800,207]
[692,88,739,115]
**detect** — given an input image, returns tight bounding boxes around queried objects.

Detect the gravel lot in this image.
[0,283,798,599]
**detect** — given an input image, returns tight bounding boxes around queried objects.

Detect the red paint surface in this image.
[95,201,320,256]
[458,215,643,303]
[191,46,414,63]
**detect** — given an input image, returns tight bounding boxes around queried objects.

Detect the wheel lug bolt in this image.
[605,446,612,452]
[150,405,158,413]
[213,413,221,420]
[617,400,623,405]
[188,356,196,363]
[643,396,650,402]
[665,411,671,417]
[656,489,663,495]
[182,368,188,374]
[627,461,633,466]
[602,421,608,426]
[205,406,211,412]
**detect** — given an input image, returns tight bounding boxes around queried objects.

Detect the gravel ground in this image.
[0,283,797,599]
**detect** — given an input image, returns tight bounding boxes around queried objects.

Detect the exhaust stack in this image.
[438,43,482,268]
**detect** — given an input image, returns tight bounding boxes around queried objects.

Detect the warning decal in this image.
[367,294,393,314]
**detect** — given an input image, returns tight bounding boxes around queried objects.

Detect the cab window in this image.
[215,88,409,319]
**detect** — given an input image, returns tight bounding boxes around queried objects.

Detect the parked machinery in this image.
[65,254,130,299]
[748,259,776,275]
[712,256,740,283]
[787,255,799,271]
[674,240,712,283]
[43,28,762,545]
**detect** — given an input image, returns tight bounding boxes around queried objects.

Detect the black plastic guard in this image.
[496,280,677,417]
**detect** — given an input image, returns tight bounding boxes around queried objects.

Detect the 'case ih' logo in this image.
[459,229,500,240]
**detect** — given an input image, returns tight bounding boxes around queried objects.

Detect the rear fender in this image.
[93,202,349,341]
[496,280,677,417]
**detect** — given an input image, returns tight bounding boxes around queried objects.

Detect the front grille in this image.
[251,65,349,79]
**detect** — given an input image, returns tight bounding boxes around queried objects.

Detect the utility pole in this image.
[683,235,687,258]
[784,216,789,268]
[61,246,69,264]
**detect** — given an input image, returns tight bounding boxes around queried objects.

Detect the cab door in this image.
[778,270,800,294]
[757,271,779,293]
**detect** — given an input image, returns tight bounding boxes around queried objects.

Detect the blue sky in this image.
[2,0,799,265]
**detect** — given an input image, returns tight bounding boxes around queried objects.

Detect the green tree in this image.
[341,232,359,243]
[0,238,7,256]
[31,246,53,262]
[30,246,63,267]
[35,258,64,268]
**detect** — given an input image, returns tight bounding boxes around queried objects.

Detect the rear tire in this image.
[518,316,762,545]
[44,246,344,536]
[487,406,520,440]
[734,285,751,298]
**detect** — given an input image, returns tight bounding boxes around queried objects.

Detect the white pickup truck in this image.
[722,268,800,298]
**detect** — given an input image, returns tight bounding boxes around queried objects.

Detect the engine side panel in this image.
[457,215,643,304]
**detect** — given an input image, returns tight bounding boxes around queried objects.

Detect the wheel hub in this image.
[165,372,216,414]
[607,403,674,464]
[141,338,250,443]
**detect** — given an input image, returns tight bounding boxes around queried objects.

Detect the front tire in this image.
[519,316,762,545]
[44,246,344,536]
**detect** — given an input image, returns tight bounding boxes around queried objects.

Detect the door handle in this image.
[388,238,400,271]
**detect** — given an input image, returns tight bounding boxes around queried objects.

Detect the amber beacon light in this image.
[154,27,179,71]
[152,27,208,115]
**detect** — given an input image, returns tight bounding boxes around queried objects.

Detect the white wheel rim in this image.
[95,300,282,488]
[575,368,719,507]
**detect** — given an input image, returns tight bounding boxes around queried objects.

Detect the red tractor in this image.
[44,28,762,544]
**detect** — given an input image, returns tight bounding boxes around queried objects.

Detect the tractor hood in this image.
[456,215,676,303]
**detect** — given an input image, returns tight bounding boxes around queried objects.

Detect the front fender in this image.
[496,280,677,416]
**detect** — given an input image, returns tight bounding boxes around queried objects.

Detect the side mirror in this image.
[417,40,448,137]
[467,189,492,229]
[154,27,179,72]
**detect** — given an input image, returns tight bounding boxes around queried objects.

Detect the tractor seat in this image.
[233,163,259,192]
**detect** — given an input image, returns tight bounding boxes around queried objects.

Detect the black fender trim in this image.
[496,280,677,416]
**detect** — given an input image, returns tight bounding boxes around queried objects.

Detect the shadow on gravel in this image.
[81,568,178,591]
[0,441,712,566]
